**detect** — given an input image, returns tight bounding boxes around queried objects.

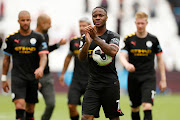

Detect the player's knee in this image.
[14,99,25,109]
[81,115,94,120]
[68,104,77,111]
[26,103,35,113]
[110,117,120,120]
[142,103,152,110]
[131,106,140,112]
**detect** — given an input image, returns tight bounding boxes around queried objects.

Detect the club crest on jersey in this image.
[3,43,7,49]
[146,41,152,48]
[30,38,37,45]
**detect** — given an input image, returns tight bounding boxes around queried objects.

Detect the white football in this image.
[92,46,112,66]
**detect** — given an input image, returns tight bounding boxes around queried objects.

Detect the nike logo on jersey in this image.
[131,41,136,46]
[14,39,20,43]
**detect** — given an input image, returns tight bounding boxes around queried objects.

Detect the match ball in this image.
[92,46,112,66]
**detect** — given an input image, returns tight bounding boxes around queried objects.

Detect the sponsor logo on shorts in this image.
[151,90,156,101]
[11,93,15,99]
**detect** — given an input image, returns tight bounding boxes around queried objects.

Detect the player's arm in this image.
[34,53,48,79]
[49,44,58,52]
[94,37,118,57]
[119,51,129,67]
[157,54,167,92]
[59,38,66,45]
[78,33,92,61]
[59,54,73,86]
[34,35,49,79]
[48,38,67,52]
[119,51,135,72]
[1,54,11,93]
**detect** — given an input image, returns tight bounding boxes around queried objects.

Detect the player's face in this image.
[18,15,31,31]
[135,18,148,33]
[92,8,107,28]
[42,18,51,33]
[79,21,89,35]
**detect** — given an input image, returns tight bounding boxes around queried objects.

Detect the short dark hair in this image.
[92,6,107,14]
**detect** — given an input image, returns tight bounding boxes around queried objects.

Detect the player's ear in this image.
[135,21,137,25]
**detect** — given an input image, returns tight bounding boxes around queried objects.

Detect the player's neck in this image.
[136,31,148,38]
[19,29,32,36]
[96,26,106,36]
[35,27,43,34]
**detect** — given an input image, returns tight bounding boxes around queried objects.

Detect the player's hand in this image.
[59,38,66,45]
[85,32,93,44]
[34,67,44,79]
[59,74,65,86]
[159,80,167,93]
[85,25,97,40]
[2,81,9,93]
[125,63,135,72]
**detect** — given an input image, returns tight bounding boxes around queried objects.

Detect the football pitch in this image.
[0,93,180,120]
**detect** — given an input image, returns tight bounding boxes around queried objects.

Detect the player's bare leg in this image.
[81,115,94,120]
[142,103,152,120]
[25,103,35,120]
[14,99,26,109]
[14,99,25,120]
[110,117,120,120]
[68,104,79,120]
[131,106,140,120]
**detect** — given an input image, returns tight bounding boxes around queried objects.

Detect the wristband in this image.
[56,43,60,48]
[1,75,7,81]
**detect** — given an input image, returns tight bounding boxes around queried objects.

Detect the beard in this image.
[42,29,48,33]
[21,25,30,31]
[94,21,106,28]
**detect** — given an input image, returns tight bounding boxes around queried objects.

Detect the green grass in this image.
[0,93,180,120]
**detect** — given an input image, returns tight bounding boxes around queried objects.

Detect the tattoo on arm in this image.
[94,37,119,57]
